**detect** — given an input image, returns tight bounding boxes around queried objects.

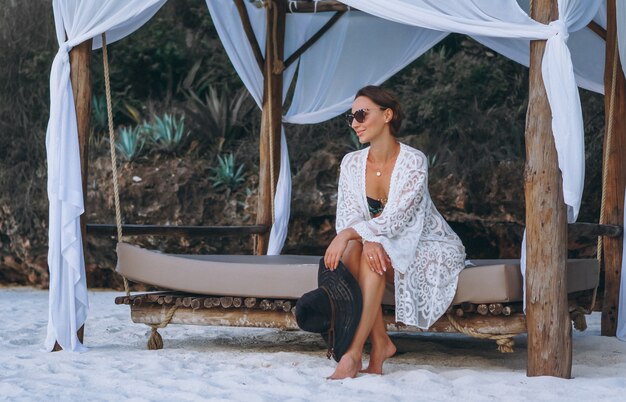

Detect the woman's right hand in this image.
[324,232,349,271]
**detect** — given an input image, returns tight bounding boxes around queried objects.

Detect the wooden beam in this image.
[233,0,264,72]
[124,303,527,335]
[283,11,346,70]
[53,39,93,351]
[601,0,626,337]
[86,224,269,237]
[568,222,622,249]
[587,20,607,41]
[286,1,351,13]
[525,0,571,378]
[256,0,286,255]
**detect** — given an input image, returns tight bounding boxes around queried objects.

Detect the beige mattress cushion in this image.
[116,243,599,305]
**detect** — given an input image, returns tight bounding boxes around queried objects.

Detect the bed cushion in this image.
[116,243,599,305]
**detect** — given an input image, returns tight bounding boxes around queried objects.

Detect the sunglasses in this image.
[345,107,387,126]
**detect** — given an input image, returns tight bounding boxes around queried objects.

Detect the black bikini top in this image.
[367,196,384,216]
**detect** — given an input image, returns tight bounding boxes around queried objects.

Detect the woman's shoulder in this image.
[399,143,427,169]
[341,147,368,166]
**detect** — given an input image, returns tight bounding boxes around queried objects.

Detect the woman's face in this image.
[350,96,391,144]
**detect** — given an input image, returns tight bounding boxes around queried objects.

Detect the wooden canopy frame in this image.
[60,0,625,379]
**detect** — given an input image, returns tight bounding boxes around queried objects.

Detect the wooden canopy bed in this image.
[57,0,626,379]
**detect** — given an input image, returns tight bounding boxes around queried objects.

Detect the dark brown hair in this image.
[355,85,404,136]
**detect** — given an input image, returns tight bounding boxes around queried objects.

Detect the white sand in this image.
[1,287,625,401]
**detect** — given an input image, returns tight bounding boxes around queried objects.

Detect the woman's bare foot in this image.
[328,354,362,380]
[361,338,396,374]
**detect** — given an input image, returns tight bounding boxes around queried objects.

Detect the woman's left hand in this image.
[363,241,391,275]
[324,232,350,270]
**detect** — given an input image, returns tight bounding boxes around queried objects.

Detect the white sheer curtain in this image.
[284,12,447,124]
[474,0,605,94]
[46,0,166,352]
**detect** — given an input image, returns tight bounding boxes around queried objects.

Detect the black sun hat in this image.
[295,258,362,362]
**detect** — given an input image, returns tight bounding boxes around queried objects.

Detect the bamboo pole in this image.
[256,0,285,255]
[52,39,92,351]
[601,0,626,337]
[525,0,571,378]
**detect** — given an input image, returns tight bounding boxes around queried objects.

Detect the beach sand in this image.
[1,287,625,401]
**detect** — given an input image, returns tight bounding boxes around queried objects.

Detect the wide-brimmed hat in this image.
[295,258,362,362]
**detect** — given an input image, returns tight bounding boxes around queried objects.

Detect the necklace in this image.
[368,144,399,177]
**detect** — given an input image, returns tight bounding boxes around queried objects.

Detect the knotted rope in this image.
[446,312,517,353]
[147,305,180,350]
[102,32,129,296]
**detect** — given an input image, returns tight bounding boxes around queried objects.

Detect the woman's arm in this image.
[335,155,366,233]
[325,155,366,270]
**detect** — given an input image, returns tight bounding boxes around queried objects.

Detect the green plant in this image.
[116,126,145,162]
[209,153,246,196]
[91,95,110,134]
[427,153,438,169]
[147,113,188,154]
[183,81,254,154]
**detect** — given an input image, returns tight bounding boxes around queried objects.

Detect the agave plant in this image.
[116,126,145,162]
[209,153,246,196]
[91,94,109,134]
[147,113,188,154]
[183,83,254,154]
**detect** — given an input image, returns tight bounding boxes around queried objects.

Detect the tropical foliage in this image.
[209,153,247,196]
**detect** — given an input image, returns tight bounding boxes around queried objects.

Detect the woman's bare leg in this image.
[361,307,396,374]
[360,268,396,374]
[341,240,363,279]
[329,251,386,380]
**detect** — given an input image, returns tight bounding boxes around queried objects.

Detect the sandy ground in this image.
[1,287,625,401]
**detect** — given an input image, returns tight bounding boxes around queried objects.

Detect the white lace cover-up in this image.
[336,143,466,329]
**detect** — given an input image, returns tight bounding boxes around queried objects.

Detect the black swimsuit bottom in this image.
[367,196,384,216]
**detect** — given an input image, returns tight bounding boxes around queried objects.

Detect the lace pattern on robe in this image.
[336,143,465,329]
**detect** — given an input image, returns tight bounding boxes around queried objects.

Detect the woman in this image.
[324,85,465,380]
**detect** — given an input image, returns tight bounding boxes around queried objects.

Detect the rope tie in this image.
[548,20,569,42]
[570,306,588,331]
[446,312,516,353]
[147,305,179,350]
[102,32,129,296]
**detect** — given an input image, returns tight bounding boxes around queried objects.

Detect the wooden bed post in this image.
[601,0,626,336]
[525,0,571,378]
[256,0,286,255]
[52,39,92,351]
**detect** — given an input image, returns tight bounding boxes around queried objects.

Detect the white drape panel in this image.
[206,0,311,254]
[473,0,605,94]
[46,0,166,352]
[284,13,447,124]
